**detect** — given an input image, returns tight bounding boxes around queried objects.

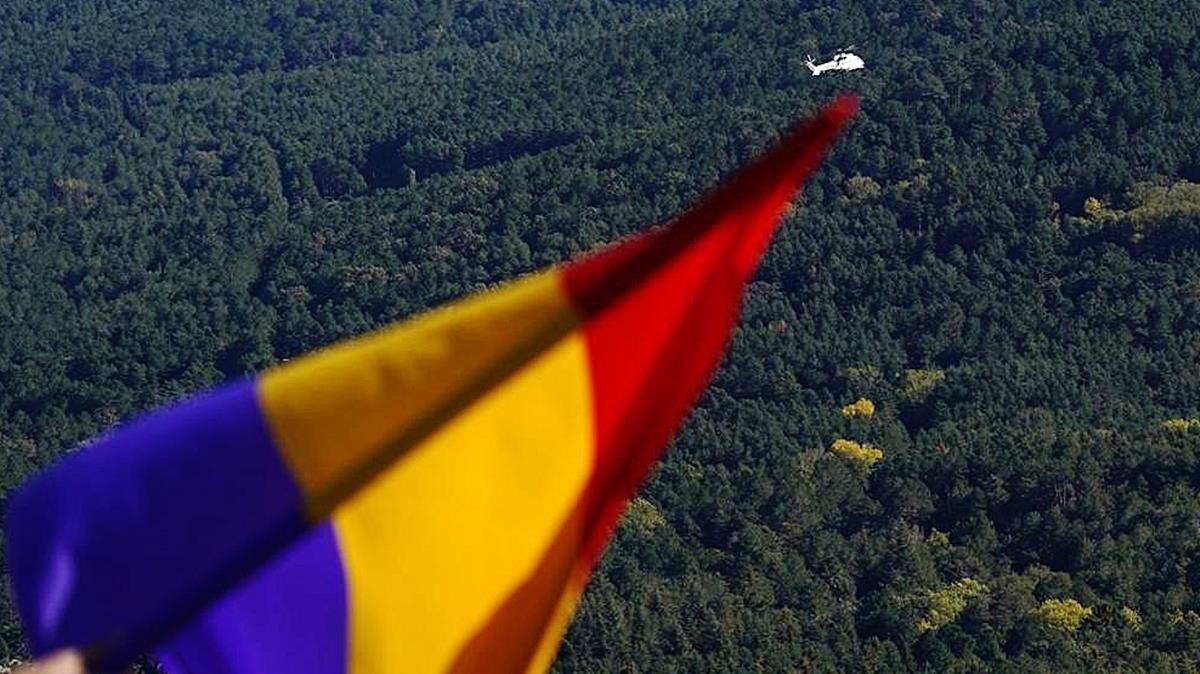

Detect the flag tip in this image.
[825,92,860,124]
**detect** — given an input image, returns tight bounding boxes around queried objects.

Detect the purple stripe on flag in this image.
[156,522,348,674]
[6,380,306,667]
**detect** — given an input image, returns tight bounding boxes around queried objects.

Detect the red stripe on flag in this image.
[563,94,858,568]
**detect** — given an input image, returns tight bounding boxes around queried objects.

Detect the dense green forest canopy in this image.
[1,1,1200,671]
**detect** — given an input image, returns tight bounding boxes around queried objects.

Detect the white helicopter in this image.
[805,48,865,76]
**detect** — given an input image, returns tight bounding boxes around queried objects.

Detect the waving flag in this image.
[7,95,856,673]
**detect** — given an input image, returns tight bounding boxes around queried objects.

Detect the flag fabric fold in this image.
[6,94,857,674]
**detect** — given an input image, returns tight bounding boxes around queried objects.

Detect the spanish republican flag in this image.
[7,96,856,673]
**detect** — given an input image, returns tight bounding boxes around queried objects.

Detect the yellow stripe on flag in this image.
[333,329,596,674]
[258,271,579,516]
[522,566,591,674]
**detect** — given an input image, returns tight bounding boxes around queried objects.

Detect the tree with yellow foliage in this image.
[841,398,876,418]
[622,497,667,534]
[916,578,988,632]
[1162,418,1200,432]
[829,439,884,467]
[902,369,945,402]
[1120,607,1142,630]
[1032,599,1092,632]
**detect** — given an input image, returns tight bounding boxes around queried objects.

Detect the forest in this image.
[1,0,1200,671]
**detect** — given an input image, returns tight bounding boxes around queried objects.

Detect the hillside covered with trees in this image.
[2,1,1200,671]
